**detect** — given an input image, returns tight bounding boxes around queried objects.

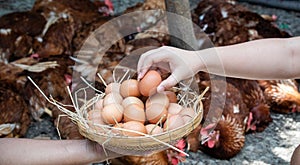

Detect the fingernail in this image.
[137,73,142,81]
[157,86,164,93]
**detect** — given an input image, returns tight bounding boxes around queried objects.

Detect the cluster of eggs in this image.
[87,70,196,136]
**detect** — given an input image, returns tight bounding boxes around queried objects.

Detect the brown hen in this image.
[31,0,104,57]
[0,82,30,138]
[0,11,46,62]
[111,151,169,165]
[0,59,41,137]
[192,0,290,46]
[258,80,300,113]
[227,78,272,133]
[189,79,249,159]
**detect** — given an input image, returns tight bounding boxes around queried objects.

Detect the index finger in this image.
[137,47,163,80]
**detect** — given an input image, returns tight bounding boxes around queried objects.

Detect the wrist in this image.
[195,47,220,73]
[84,140,104,163]
[188,49,205,73]
[84,140,120,163]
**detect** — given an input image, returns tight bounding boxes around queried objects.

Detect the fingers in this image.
[157,73,180,92]
[137,47,170,80]
[137,48,160,79]
[137,68,149,80]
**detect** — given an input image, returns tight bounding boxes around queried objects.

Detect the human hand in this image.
[86,140,122,162]
[137,46,202,92]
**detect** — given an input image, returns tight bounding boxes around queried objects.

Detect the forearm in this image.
[0,138,113,165]
[198,37,300,79]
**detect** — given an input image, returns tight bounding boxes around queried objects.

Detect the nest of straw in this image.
[28,71,206,156]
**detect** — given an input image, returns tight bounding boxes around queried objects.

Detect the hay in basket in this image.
[27,54,206,157]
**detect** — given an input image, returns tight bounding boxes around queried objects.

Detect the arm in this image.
[203,37,300,80]
[0,138,119,165]
[137,37,300,91]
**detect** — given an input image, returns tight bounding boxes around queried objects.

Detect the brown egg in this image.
[146,103,168,124]
[145,124,164,135]
[179,107,196,124]
[122,96,144,109]
[138,70,162,96]
[163,115,185,131]
[105,82,121,94]
[94,99,104,110]
[123,121,147,136]
[88,109,105,133]
[88,109,105,125]
[103,92,123,106]
[102,104,124,124]
[112,123,124,135]
[163,91,178,103]
[168,103,183,115]
[123,104,146,123]
[120,79,141,97]
[145,93,169,109]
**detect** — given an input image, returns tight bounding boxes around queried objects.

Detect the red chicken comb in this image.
[104,0,114,13]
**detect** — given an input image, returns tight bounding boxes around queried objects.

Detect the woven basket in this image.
[78,95,203,155]
[68,79,205,155]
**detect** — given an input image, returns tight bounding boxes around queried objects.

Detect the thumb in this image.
[157,73,180,92]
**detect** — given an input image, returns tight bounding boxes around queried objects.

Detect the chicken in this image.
[0,61,31,137]
[192,0,290,46]
[94,0,114,16]
[0,11,46,62]
[258,80,300,113]
[111,139,186,165]
[36,18,75,57]
[0,82,31,138]
[31,0,102,57]
[123,0,166,31]
[186,125,202,152]
[192,79,249,159]
[226,78,272,132]
[111,151,169,165]
[32,0,101,27]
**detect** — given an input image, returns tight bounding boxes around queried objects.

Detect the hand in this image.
[86,140,122,162]
[0,138,122,165]
[137,46,201,92]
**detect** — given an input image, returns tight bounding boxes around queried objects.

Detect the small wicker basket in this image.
[78,91,204,155]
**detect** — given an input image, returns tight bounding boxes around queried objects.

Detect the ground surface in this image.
[1,0,300,165]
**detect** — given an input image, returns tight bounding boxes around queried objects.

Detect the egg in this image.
[105,82,121,94]
[123,121,147,136]
[122,96,144,109]
[123,104,146,123]
[167,103,183,115]
[145,93,169,109]
[88,109,105,124]
[163,114,185,131]
[146,103,167,124]
[112,123,124,135]
[120,79,141,97]
[145,124,164,135]
[87,109,105,133]
[94,99,104,110]
[179,107,196,124]
[163,91,178,103]
[138,70,162,96]
[101,104,124,124]
[103,92,123,106]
